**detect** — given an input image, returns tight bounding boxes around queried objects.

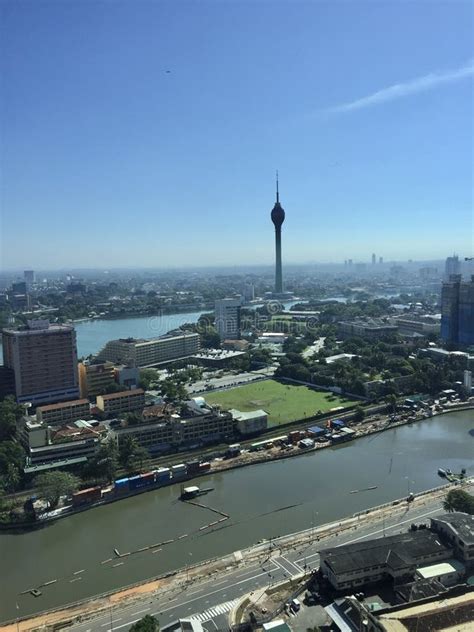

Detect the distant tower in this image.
[445,254,461,280]
[271,172,285,294]
[371,253,376,265]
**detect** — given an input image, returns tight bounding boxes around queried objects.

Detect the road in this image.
[64,492,457,632]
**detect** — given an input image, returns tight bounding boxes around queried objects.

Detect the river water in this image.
[1,410,473,621]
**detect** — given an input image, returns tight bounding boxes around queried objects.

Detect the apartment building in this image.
[36,398,91,426]
[97,331,200,368]
[215,298,241,340]
[96,388,145,416]
[78,361,116,399]
[337,319,398,340]
[2,320,79,405]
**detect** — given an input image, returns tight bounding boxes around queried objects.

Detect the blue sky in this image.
[1,0,473,270]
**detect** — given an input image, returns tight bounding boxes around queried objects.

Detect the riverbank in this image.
[2,403,472,532]
[1,479,468,632]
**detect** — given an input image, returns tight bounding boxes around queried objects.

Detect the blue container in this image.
[332,419,345,428]
[115,478,129,487]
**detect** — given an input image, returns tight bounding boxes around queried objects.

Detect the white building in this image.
[214,298,241,340]
[463,370,472,392]
[229,409,268,435]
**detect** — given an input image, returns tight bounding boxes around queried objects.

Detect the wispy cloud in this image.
[329,59,474,113]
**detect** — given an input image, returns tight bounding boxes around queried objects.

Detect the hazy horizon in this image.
[1,1,473,269]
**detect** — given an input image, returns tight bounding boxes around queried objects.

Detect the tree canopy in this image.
[34,471,80,509]
[129,615,159,632]
[443,489,474,515]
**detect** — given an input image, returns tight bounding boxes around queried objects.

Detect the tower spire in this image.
[276,170,279,203]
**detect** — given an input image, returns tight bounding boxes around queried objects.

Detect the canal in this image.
[1,410,473,621]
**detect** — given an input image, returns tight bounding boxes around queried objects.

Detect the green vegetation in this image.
[205,379,356,427]
[443,489,474,514]
[129,615,159,632]
[34,471,80,509]
[119,436,149,474]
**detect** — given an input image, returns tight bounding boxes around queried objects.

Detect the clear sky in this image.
[1,0,473,270]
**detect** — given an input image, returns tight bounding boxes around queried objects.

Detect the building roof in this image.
[432,513,474,545]
[229,408,267,421]
[320,531,449,575]
[37,399,90,412]
[98,388,144,400]
[417,559,464,579]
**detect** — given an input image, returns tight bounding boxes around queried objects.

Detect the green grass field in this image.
[205,379,357,427]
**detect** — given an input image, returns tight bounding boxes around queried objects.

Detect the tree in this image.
[139,369,158,390]
[353,406,365,423]
[119,437,149,474]
[84,439,119,483]
[34,471,80,509]
[125,412,143,426]
[443,489,474,515]
[129,615,159,632]
[0,441,25,478]
[2,463,21,493]
[0,396,24,441]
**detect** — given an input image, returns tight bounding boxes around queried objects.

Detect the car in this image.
[290,598,301,612]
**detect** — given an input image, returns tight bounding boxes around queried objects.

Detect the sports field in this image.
[205,379,357,427]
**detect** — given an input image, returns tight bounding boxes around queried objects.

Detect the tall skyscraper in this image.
[379,256,383,264]
[214,298,241,340]
[270,172,285,294]
[2,319,80,405]
[441,275,474,346]
[371,253,376,265]
[24,270,35,285]
[445,255,461,280]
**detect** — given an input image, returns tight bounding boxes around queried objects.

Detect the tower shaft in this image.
[275,227,283,293]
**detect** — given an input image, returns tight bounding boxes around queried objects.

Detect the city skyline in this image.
[1,1,473,269]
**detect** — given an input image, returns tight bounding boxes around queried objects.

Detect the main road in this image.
[64,488,467,632]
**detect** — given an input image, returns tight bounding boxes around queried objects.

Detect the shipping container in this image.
[332,419,346,428]
[307,425,325,437]
[199,462,211,471]
[186,460,201,473]
[114,478,130,493]
[72,486,102,507]
[171,464,187,479]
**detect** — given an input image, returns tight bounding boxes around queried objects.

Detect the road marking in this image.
[132,608,150,615]
[101,618,122,627]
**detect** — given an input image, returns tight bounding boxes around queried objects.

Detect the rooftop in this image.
[229,408,267,420]
[320,531,449,575]
[432,513,474,545]
[37,398,90,412]
[98,388,144,400]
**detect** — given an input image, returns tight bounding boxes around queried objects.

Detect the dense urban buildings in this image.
[95,388,146,416]
[441,275,474,346]
[97,331,200,367]
[36,399,91,426]
[270,173,285,294]
[2,319,80,405]
[78,361,116,398]
[214,298,242,340]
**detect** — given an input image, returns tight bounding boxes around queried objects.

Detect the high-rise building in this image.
[78,361,116,399]
[441,275,474,346]
[371,253,376,265]
[243,283,255,302]
[24,270,35,285]
[215,298,241,340]
[464,370,472,392]
[379,256,383,264]
[270,172,285,294]
[97,331,200,367]
[11,281,27,294]
[2,320,80,405]
[445,255,461,280]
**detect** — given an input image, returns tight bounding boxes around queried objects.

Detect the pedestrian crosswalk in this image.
[190,599,240,622]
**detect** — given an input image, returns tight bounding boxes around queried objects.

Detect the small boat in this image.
[446,469,452,476]
[180,485,214,500]
[438,468,447,477]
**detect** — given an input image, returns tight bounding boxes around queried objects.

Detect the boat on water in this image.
[180,485,214,500]
[446,469,453,476]
[438,468,447,477]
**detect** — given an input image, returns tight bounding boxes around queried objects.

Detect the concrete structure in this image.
[97,331,200,367]
[431,513,474,566]
[19,418,102,473]
[191,348,245,367]
[36,398,91,425]
[229,408,268,435]
[2,320,80,405]
[23,270,35,285]
[392,315,440,337]
[96,388,145,416]
[110,408,234,453]
[338,319,398,340]
[270,172,285,294]
[78,361,116,398]
[463,370,472,392]
[441,275,474,346]
[415,559,465,586]
[115,364,140,389]
[319,530,452,591]
[214,298,241,341]
[445,254,461,279]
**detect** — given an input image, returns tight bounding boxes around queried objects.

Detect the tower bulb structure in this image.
[271,171,285,294]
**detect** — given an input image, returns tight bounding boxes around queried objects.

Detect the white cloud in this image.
[329,59,474,113]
